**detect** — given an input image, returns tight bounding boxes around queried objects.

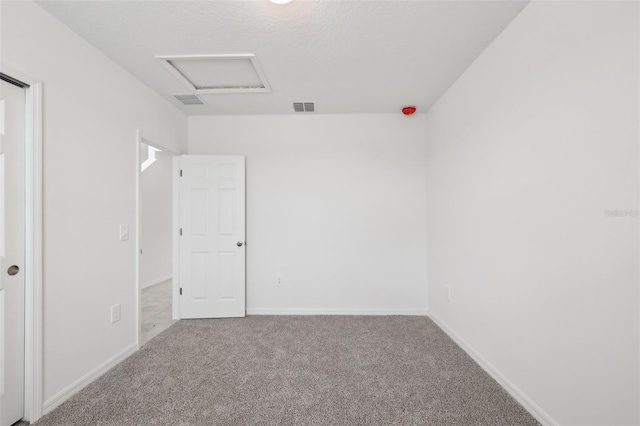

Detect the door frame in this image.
[172,156,181,320]
[135,131,182,348]
[0,66,44,423]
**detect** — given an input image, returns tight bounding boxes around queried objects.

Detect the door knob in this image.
[237,242,243,247]
[7,265,19,276]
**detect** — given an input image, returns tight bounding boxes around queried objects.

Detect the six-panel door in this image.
[178,155,246,319]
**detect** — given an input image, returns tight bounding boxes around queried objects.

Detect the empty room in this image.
[0,0,638,425]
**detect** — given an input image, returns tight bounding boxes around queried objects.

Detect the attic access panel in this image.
[156,54,271,94]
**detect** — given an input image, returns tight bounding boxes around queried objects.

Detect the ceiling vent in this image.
[293,102,315,112]
[157,54,271,95]
[173,94,206,106]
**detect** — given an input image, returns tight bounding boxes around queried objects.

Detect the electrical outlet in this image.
[276,274,283,287]
[110,304,121,323]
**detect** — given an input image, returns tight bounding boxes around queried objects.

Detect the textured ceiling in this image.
[36,0,529,115]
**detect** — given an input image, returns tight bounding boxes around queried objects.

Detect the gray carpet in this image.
[33,316,538,425]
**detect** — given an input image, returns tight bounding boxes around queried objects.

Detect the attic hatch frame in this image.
[155,54,272,95]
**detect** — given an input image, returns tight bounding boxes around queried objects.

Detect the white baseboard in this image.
[43,342,138,415]
[141,274,172,290]
[427,312,557,426]
[247,308,428,316]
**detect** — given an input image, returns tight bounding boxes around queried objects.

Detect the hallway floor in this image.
[141,280,176,346]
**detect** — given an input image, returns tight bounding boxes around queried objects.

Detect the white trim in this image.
[172,156,181,320]
[135,130,141,351]
[247,308,429,316]
[23,82,43,424]
[155,54,272,95]
[42,343,137,415]
[427,312,558,426]
[141,274,172,290]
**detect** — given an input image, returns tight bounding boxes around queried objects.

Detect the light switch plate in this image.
[119,224,129,241]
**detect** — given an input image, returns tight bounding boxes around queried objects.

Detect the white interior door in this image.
[178,155,245,319]
[0,79,26,425]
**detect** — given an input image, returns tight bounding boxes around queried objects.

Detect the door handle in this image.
[7,265,19,276]
[237,242,243,247]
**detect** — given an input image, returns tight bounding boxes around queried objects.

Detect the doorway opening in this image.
[136,134,178,347]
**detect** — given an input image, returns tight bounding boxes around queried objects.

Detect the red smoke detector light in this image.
[402,106,417,115]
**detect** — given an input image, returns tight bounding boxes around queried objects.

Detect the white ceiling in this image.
[36,0,529,115]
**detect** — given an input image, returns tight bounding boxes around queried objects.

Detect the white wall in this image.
[425,2,639,425]
[189,114,428,314]
[1,0,187,407]
[140,148,173,288]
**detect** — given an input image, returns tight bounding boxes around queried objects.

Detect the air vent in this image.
[293,102,315,112]
[174,94,206,105]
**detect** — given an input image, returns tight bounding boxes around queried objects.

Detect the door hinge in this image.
[180,169,183,177]
[179,228,183,236]
[0,100,5,136]
[140,249,142,254]
[179,288,182,295]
